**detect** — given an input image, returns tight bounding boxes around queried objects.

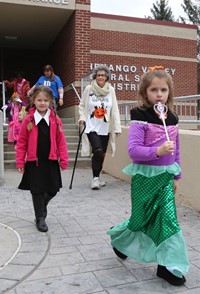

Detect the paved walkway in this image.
[0,168,200,294]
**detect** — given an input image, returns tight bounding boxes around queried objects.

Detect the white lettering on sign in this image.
[91,63,176,92]
[25,0,68,5]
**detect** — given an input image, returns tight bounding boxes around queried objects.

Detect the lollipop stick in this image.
[162,117,170,141]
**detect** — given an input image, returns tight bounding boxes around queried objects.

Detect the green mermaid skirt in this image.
[107,164,189,277]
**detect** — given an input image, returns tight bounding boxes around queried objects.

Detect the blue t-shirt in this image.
[35,75,63,99]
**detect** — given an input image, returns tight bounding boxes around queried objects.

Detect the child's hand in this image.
[59,99,63,106]
[79,120,85,125]
[157,141,174,156]
[27,90,32,97]
[18,168,24,174]
[1,105,8,110]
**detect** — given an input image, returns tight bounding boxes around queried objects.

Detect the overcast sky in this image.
[91,0,186,20]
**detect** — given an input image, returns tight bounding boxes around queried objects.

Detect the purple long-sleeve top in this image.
[128,107,181,179]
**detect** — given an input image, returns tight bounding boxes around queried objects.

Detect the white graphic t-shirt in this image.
[85,92,112,135]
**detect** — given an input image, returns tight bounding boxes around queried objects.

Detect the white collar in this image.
[34,109,50,126]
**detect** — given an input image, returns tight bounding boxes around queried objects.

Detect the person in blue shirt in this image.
[28,65,64,109]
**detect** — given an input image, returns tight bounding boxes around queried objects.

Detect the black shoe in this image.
[113,247,127,260]
[36,218,48,232]
[157,265,186,286]
[109,226,127,260]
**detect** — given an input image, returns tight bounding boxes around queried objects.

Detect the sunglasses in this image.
[97,74,106,77]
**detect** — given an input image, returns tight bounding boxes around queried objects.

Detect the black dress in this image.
[18,118,62,194]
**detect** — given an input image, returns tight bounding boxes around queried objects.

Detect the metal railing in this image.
[0,81,7,125]
[118,95,200,126]
[118,101,137,126]
[71,83,81,101]
[174,95,200,123]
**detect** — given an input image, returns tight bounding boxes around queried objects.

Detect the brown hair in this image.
[43,64,55,82]
[138,69,174,110]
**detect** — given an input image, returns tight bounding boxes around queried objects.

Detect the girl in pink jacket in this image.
[16,85,68,233]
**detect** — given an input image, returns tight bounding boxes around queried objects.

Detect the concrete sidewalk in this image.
[0,168,200,294]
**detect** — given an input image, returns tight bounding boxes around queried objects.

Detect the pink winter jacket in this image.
[16,108,68,170]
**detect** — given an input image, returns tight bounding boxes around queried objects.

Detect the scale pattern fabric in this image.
[107,170,189,276]
[127,172,180,246]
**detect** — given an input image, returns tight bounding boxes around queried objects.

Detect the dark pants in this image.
[87,132,109,177]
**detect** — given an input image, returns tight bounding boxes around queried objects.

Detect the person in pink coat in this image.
[4,72,30,105]
[16,85,68,232]
[1,92,26,143]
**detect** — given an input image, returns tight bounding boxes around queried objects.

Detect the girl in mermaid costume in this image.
[107,66,189,286]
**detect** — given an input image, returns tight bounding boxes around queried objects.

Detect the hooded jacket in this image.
[16,108,68,170]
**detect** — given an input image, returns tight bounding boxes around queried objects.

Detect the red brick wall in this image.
[91,17,198,101]
[91,30,197,59]
[74,10,91,81]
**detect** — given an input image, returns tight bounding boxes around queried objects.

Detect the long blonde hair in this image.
[138,69,174,110]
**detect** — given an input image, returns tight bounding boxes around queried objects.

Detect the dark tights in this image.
[87,132,109,177]
[32,192,56,219]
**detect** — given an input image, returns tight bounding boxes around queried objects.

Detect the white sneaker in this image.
[91,177,100,190]
[99,180,106,187]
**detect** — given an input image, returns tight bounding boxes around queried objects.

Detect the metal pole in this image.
[198,99,200,120]
[69,123,86,189]
[1,48,4,81]
[71,83,81,101]
[125,105,128,126]
[0,111,5,186]
[2,81,6,124]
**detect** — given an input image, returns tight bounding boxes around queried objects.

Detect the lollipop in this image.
[153,102,170,141]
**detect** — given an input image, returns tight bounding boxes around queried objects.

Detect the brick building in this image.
[0,0,197,119]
